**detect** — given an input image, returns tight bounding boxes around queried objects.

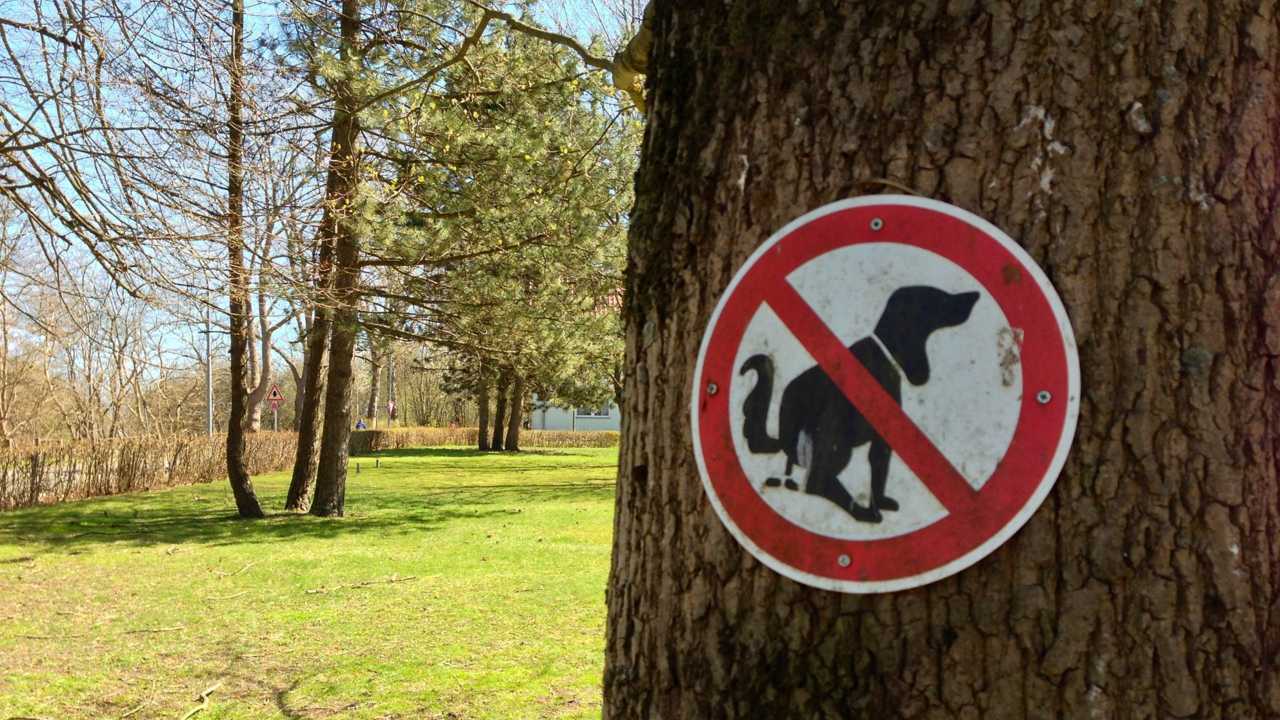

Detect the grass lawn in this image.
[0,446,618,719]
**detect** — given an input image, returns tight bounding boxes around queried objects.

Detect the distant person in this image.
[355,418,367,430]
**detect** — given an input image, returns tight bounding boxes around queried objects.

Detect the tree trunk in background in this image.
[245,301,260,431]
[364,345,382,427]
[222,0,264,519]
[605,3,1280,718]
[386,358,396,426]
[490,369,509,451]
[504,373,524,452]
[477,357,491,451]
[246,277,274,432]
[286,304,328,511]
[288,357,304,431]
[309,0,361,518]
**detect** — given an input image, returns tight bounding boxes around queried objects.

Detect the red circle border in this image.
[694,202,1072,586]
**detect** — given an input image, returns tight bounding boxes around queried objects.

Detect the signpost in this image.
[691,196,1079,593]
[267,384,286,433]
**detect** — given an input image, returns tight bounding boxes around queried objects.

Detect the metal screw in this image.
[837,554,851,567]
[870,218,884,231]
[707,382,718,396]
[1036,390,1052,404]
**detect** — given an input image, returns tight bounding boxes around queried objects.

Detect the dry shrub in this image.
[349,427,476,454]
[349,427,619,454]
[0,432,296,511]
[0,427,617,511]
[519,430,620,448]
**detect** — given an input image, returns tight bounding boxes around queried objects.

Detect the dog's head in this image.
[874,286,980,385]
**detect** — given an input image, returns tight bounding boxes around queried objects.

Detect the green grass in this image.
[0,446,618,719]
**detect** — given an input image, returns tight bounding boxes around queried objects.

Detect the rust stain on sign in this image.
[997,326,1024,387]
[1002,263,1023,284]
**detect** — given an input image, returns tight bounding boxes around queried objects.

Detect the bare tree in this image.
[224,0,266,518]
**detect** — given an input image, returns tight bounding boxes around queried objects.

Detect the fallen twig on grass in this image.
[206,590,250,601]
[178,681,222,720]
[304,575,417,595]
[119,699,150,718]
[21,624,181,640]
[213,561,257,578]
[122,625,184,634]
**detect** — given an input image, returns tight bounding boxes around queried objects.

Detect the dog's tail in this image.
[739,354,781,454]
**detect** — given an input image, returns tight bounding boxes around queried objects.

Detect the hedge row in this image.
[0,427,619,511]
[348,427,620,454]
[0,433,296,511]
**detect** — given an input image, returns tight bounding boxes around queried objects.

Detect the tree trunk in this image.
[222,0,264,520]
[286,304,328,511]
[246,271,274,432]
[245,299,260,431]
[283,351,304,431]
[504,373,524,452]
[365,344,382,427]
[491,368,510,451]
[477,357,491,451]
[310,0,362,518]
[386,358,396,425]
[605,3,1280,719]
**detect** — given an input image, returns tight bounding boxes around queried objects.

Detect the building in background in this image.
[529,399,621,431]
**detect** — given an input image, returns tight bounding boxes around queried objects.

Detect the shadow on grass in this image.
[0,448,616,555]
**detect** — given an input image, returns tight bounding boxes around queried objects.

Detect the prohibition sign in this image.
[691,196,1080,593]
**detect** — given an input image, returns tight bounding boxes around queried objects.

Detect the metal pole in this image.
[273,406,278,432]
[205,303,214,436]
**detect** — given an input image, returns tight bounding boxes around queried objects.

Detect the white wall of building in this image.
[529,401,621,431]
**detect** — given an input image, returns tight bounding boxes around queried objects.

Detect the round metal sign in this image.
[691,196,1080,593]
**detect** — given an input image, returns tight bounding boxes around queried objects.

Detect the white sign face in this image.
[691,196,1080,593]
[728,243,1022,542]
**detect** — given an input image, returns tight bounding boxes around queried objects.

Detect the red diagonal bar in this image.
[765,281,979,514]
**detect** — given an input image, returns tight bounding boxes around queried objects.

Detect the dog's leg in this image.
[806,449,881,523]
[781,456,799,490]
[763,452,801,492]
[869,438,899,512]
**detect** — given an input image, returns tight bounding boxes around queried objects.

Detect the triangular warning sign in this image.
[267,385,284,401]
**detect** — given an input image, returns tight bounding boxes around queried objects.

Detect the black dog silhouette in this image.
[740,286,980,523]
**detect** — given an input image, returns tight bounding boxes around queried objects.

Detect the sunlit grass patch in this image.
[0,446,617,719]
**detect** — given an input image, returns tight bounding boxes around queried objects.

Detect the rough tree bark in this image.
[222,0,264,519]
[491,368,510,451]
[605,2,1280,718]
[286,304,328,511]
[309,0,362,518]
[477,357,491,451]
[504,373,524,452]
